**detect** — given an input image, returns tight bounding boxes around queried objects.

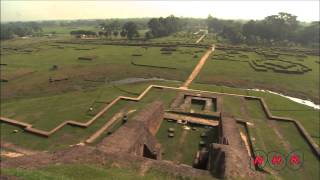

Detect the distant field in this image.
[41,25,149,39]
[1,42,200,99]
[42,25,100,35]
[149,31,199,43]
[196,49,320,103]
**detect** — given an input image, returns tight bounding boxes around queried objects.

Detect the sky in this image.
[1,1,319,22]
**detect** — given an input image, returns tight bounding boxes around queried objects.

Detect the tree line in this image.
[70,15,184,40]
[97,20,139,39]
[96,15,184,39]
[2,13,318,48]
[1,22,42,40]
[146,15,184,38]
[1,16,185,40]
[207,12,319,47]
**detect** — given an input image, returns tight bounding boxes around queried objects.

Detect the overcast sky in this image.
[1,1,319,22]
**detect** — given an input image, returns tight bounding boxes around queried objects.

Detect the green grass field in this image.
[196,49,320,103]
[156,120,218,166]
[244,99,319,180]
[191,83,319,145]
[188,83,319,179]
[1,41,200,101]
[1,35,319,180]
[0,82,180,151]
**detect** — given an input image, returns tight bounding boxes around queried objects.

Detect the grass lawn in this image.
[1,36,318,180]
[195,49,320,103]
[274,121,319,180]
[156,120,218,166]
[221,95,243,118]
[243,98,319,180]
[247,91,320,145]
[0,82,180,150]
[1,43,199,100]
[1,82,158,131]
[191,83,319,144]
[190,82,319,179]
[0,99,128,151]
[245,99,284,151]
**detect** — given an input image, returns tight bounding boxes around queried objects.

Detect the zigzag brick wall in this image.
[1,85,318,159]
[245,96,320,158]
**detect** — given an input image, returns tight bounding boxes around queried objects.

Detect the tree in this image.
[122,22,138,39]
[240,12,303,45]
[1,25,14,40]
[70,30,96,36]
[207,15,227,33]
[262,12,299,41]
[295,21,319,47]
[147,15,183,38]
[113,31,119,37]
[148,18,162,37]
[105,25,112,38]
[110,20,120,32]
[98,31,104,36]
[145,31,153,39]
[0,22,43,40]
[104,31,109,38]
[120,30,127,38]
[100,20,121,39]
[242,20,257,38]
[220,24,244,44]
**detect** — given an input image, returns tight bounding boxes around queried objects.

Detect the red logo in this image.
[287,150,304,170]
[267,151,286,170]
[250,150,303,171]
[250,150,267,170]
[253,155,264,166]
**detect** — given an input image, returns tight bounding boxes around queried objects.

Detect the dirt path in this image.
[180,45,215,89]
[1,141,40,156]
[85,110,125,143]
[1,151,24,158]
[195,34,206,44]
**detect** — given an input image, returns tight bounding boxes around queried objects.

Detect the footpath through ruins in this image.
[180,44,215,89]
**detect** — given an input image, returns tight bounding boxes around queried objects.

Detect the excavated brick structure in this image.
[98,101,164,160]
[208,114,255,178]
[169,92,221,118]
